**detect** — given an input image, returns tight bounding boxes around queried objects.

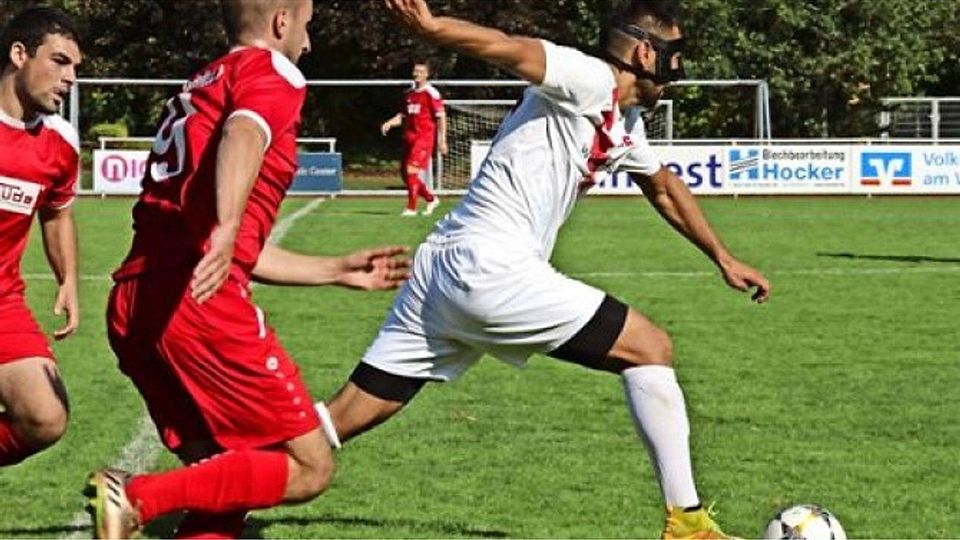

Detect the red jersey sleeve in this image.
[430,89,445,118]
[228,50,306,148]
[43,116,79,210]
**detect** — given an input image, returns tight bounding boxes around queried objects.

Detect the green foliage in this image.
[2,0,958,139]
[87,121,128,141]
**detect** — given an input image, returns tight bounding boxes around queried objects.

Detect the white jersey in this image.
[433,39,662,259]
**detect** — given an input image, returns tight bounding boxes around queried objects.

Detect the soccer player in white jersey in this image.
[0,6,81,468]
[316,1,770,537]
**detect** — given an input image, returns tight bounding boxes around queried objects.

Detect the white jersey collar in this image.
[0,106,41,130]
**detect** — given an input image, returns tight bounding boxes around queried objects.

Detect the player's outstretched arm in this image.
[191,115,267,304]
[252,243,411,290]
[386,0,546,85]
[39,205,79,339]
[634,167,771,303]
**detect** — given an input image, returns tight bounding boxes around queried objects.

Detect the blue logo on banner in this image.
[729,149,759,180]
[859,152,912,186]
[292,153,342,192]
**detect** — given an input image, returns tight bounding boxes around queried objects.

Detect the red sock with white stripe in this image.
[125,450,288,524]
[0,415,33,466]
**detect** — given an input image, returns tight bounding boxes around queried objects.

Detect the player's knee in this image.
[287,454,335,503]
[620,325,673,368]
[17,403,68,448]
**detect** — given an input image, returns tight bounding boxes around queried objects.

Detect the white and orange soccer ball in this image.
[762,504,847,540]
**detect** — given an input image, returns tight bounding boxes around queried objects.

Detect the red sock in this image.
[419,181,436,203]
[175,510,248,539]
[405,173,421,210]
[0,415,33,466]
[126,449,288,525]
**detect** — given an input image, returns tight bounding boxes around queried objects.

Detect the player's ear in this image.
[272,6,290,40]
[633,39,653,70]
[8,41,29,70]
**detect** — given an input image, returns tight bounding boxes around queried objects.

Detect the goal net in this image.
[438,99,674,191]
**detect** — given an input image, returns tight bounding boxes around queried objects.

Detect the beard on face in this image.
[637,79,662,109]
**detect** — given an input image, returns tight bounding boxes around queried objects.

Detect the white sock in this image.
[314,401,342,449]
[622,365,700,509]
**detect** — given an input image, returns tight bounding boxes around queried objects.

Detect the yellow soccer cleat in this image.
[84,469,142,539]
[662,505,739,540]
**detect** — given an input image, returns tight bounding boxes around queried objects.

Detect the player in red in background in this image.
[84,1,409,538]
[0,6,81,468]
[380,60,446,216]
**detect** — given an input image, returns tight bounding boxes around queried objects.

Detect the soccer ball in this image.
[762,504,847,540]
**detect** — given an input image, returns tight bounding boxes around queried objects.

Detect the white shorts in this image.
[362,237,605,381]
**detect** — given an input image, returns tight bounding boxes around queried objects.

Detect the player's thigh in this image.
[158,279,321,451]
[448,253,606,367]
[404,143,432,173]
[0,357,68,427]
[549,295,672,372]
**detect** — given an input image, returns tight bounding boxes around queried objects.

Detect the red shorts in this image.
[0,295,54,364]
[106,269,320,451]
[403,139,434,171]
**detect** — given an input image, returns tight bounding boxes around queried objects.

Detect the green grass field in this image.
[1,195,958,538]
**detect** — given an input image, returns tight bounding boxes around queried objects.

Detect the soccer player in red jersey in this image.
[85,1,409,538]
[380,61,446,216]
[0,6,81,468]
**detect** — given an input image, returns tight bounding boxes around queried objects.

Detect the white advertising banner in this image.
[93,149,149,194]
[597,145,727,195]
[851,145,960,194]
[723,145,849,194]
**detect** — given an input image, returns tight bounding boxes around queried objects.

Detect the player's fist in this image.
[192,224,238,304]
[385,0,440,36]
[52,281,79,340]
[718,256,770,303]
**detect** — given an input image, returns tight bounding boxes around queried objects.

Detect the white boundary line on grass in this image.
[62,197,326,538]
[571,265,960,279]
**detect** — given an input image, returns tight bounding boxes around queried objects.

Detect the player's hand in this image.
[718,256,770,303]
[381,122,392,136]
[385,0,440,35]
[338,245,411,290]
[192,224,238,304]
[439,140,448,155]
[52,281,79,340]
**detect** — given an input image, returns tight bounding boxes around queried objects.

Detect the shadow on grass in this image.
[817,252,960,264]
[0,523,87,536]
[244,513,511,538]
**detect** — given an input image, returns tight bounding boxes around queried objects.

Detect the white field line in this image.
[571,265,960,279]
[32,263,960,285]
[63,197,325,538]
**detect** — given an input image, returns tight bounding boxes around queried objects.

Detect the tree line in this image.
[2,0,958,146]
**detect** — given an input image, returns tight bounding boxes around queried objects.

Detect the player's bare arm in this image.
[191,115,267,303]
[438,113,448,155]
[386,0,546,85]
[252,243,410,290]
[38,205,79,339]
[634,167,771,303]
[381,113,403,135]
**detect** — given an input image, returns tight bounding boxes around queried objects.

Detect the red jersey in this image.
[114,47,306,281]
[0,110,78,298]
[402,84,444,146]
